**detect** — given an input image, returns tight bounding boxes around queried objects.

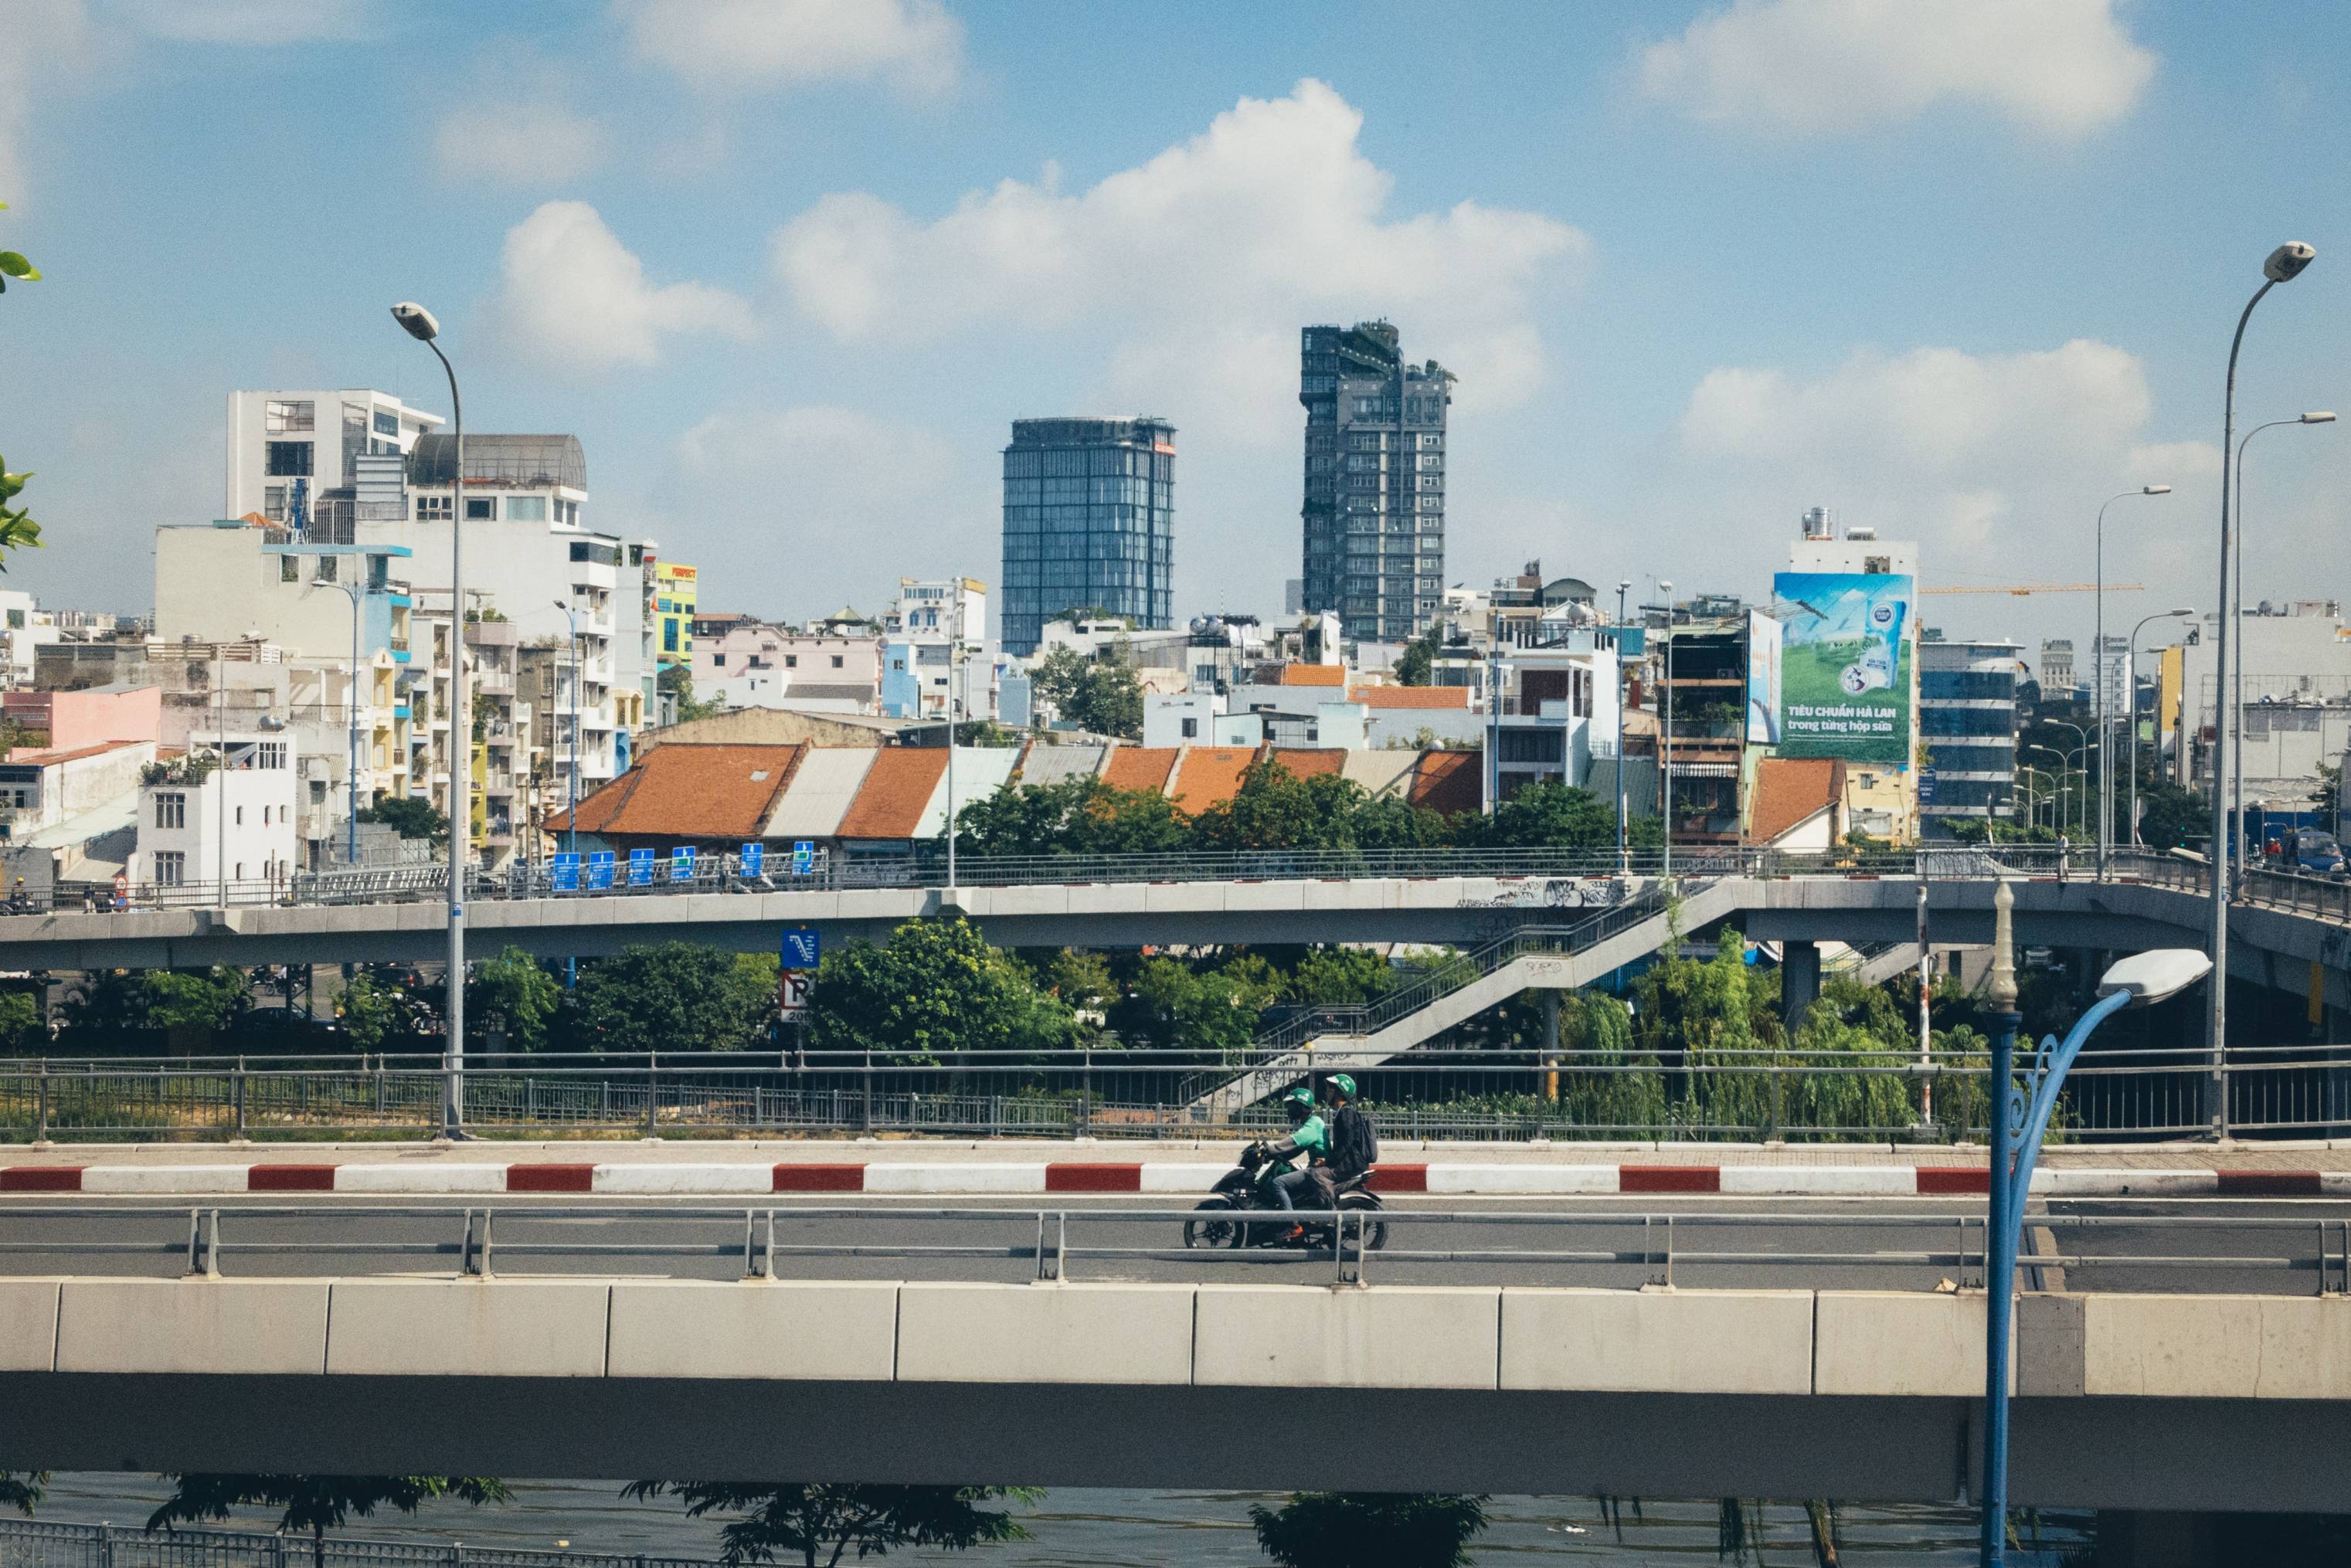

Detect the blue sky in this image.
[2,0,2345,653]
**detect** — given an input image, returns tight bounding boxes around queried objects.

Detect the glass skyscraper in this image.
[1299,321,1452,643]
[1000,417,1175,657]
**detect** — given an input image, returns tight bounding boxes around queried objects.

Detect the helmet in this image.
[1283,1087,1314,1126]
[1327,1074,1356,1101]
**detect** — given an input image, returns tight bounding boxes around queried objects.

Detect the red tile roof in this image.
[834,746,950,839]
[1268,748,1347,779]
[1405,750,1482,816]
[554,744,802,840]
[1347,684,1472,710]
[1100,745,1179,795]
[1747,757,1843,845]
[1278,664,1347,687]
[1169,747,1259,809]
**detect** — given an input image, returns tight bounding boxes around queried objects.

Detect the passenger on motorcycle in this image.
[1319,1073,1378,1187]
[1249,1087,1330,1228]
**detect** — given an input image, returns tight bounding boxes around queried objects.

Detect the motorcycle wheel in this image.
[1337,1193,1388,1254]
[1183,1196,1242,1250]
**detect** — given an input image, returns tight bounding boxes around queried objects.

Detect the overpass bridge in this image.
[3,1263,2349,1514]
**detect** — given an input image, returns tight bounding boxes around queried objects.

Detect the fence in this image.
[0,1519,715,1568]
[5,1041,2346,1145]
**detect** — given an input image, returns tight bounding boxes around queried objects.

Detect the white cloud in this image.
[434,102,607,186]
[495,201,753,372]
[770,79,1588,440]
[1,1,96,199]
[1638,0,2157,137]
[110,0,380,43]
[617,0,961,97]
[662,406,983,614]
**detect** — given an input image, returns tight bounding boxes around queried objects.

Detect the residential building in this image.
[133,734,298,889]
[1298,321,1452,643]
[2169,602,2351,794]
[2039,638,2078,701]
[882,577,994,722]
[1919,637,2024,833]
[654,560,697,667]
[1000,417,1174,657]
[406,594,535,871]
[1782,520,1923,843]
[224,390,442,540]
[1649,616,1747,841]
[0,589,59,687]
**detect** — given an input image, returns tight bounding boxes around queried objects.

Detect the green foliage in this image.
[148,1476,508,1568]
[623,1481,1035,1568]
[1121,952,1280,1055]
[0,202,40,295]
[141,753,216,788]
[1280,946,1396,1006]
[468,947,560,1050]
[1,1471,44,1517]
[1190,761,1387,851]
[0,455,42,570]
[2135,782,2205,854]
[953,775,1190,857]
[1249,1492,1490,1568]
[1394,630,1440,687]
[807,918,1073,1061]
[1475,781,1616,850]
[1036,948,1115,1017]
[335,967,440,1051]
[566,942,776,1054]
[0,988,42,1050]
[1028,644,1143,738]
[59,968,246,1037]
[358,795,449,847]
[660,664,726,723]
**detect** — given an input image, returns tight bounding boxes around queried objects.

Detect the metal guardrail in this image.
[7,1201,2351,1295]
[0,1519,717,1568]
[6,1043,2350,1144]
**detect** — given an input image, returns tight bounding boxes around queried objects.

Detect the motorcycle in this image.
[1181,1145,1388,1254]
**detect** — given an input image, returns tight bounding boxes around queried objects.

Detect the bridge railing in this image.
[0,1519,717,1568]
[5,1040,2345,1145]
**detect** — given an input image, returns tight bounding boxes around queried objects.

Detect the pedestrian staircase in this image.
[1177,878,1741,1119]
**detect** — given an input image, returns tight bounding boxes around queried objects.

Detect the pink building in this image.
[4,683,162,758]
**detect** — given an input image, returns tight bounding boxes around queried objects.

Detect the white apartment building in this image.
[225,390,442,538]
[884,578,994,721]
[134,733,300,890]
[2172,602,2351,792]
[704,623,882,690]
[0,589,59,687]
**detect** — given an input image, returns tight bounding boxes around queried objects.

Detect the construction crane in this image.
[1920,582,2145,596]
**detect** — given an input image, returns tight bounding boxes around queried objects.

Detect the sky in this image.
[2,0,2346,657]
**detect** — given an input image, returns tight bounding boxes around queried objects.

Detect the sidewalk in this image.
[7,1138,2351,1199]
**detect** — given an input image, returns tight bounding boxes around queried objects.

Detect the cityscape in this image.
[1,3,2348,1567]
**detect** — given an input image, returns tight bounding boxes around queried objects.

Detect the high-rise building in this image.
[1298,321,1452,644]
[224,389,442,541]
[1920,637,2023,835]
[654,560,698,667]
[1000,418,1174,657]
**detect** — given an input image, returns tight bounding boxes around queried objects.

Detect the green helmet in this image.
[1327,1074,1357,1099]
[1285,1087,1316,1109]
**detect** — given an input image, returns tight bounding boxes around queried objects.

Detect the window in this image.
[1181,716,1199,738]
[783,654,797,668]
[465,497,494,521]
[831,654,844,669]
[372,409,399,438]
[154,792,185,829]
[264,484,288,522]
[151,851,185,887]
[506,495,548,523]
[280,555,300,583]
[415,494,452,521]
[235,806,243,826]
[264,441,314,477]
[1864,556,1891,576]
[257,742,287,769]
[265,400,314,433]
[234,863,245,881]
[315,555,337,582]
[711,653,726,667]
[557,500,579,526]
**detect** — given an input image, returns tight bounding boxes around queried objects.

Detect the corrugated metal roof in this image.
[1015,742,1109,787]
[1341,751,1420,797]
[924,746,1022,838]
[763,747,880,840]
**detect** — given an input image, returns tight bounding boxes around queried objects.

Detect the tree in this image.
[1475,781,1618,850]
[1028,645,1143,738]
[0,204,39,297]
[1249,1492,1490,1568]
[144,967,250,1035]
[623,1482,1034,1568]
[358,796,449,847]
[335,966,440,1052]
[1120,952,1279,1055]
[953,776,1189,858]
[807,918,1075,1061]
[562,942,776,1054]
[147,1476,509,1568]
[0,453,46,568]
[661,664,726,723]
[1280,946,1395,1007]
[1190,760,1372,851]
[2135,782,2205,854]
[468,946,561,1050]
[1,1471,43,1516]
[0,988,40,1050]
[1394,630,1440,687]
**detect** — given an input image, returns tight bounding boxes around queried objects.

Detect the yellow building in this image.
[655,561,698,668]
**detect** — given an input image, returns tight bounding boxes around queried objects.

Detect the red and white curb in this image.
[3,1162,2343,1198]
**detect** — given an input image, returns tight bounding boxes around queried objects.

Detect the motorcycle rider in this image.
[1249,1086,1330,1238]
[1320,1073,1378,1190]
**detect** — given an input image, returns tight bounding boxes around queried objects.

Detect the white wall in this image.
[136,737,300,886]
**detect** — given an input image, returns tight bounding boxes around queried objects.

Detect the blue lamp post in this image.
[1979,877,2213,1566]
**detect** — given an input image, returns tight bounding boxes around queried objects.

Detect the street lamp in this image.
[2044,719,2092,838]
[312,571,365,866]
[2230,412,2336,884]
[1616,578,1632,876]
[2126,609,2195,850]
[2094,486,2169,879]
[2208,241,2316,1140]
[391,300,467,1139]
[2020,744,2077,840]
[1657,581,1674,884]
[2015,764,2047,833]
[1980,885,2210,1568]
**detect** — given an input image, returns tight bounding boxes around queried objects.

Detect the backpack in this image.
[1327,1105,1378,1180]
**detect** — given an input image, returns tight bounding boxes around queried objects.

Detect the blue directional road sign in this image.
[792,840,815,876]
[628,847,655,886]
[671,845,697,881]
[740,843,764,877]
[551,853,580,891]
[781,928,820,969]
[587,850,615,890]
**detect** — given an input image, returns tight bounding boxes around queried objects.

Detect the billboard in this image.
[1745,610,1783,745]
[1770,572,1914,763]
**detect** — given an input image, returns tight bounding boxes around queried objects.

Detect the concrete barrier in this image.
[1814,1290,1991,1397]
[1193,1285,1500,1390]
[2081,1294,2351,1400]
[897,1282,1194,1386]
[608,1279,898,1381]
[0,1281,58,1372]
[56,1278,328,1376]
[324,1279,609,1378]
[1498,1287,1813,1395]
